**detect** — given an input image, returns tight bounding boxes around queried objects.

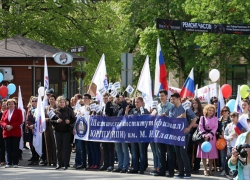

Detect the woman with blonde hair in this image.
[197,104,218,176]
[51,96,76,170]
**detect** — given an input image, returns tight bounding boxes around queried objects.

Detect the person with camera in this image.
[125,96,149,174]
[112,94,130,173]
[51,96,76,170]
[228,130,250,179]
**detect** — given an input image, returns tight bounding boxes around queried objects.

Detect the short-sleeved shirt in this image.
[157,101,174,115]
[169,105,196,126]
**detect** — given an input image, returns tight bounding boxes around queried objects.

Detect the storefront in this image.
[0,35,87,102]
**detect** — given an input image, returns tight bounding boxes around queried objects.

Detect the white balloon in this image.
[209,69,220,82]
[38,86,45,96]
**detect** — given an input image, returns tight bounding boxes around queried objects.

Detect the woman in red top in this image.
[0,99,23,168]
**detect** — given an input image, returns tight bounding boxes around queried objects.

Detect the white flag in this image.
[137,55,153,111]
[33,92,46,156]
[234,85,242,113]
[43,55,49,110]
[91,54,108,107]
[18,86,25,151]
[207,85,210,104]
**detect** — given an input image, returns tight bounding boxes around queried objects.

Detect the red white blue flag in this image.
[154,39,168,95]
[180,68,195,98]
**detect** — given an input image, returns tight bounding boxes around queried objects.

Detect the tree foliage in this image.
[0,0,249,88]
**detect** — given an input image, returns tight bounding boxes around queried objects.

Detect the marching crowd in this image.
[0,89,250,179]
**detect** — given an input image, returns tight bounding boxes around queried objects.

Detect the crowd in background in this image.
[0,89,249,179]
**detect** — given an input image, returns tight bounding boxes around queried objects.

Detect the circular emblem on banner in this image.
[53,52,73,65]
[75,116,88,138]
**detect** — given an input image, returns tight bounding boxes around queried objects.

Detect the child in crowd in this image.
[224,112,239,156]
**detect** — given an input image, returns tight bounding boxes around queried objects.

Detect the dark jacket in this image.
[216,116,231,139]
[51,107,76,133]
[103,101,113,116]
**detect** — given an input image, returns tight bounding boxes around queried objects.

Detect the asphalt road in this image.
[0,146,229,180]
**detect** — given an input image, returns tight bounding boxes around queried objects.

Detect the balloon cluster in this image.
[0,73,16,98]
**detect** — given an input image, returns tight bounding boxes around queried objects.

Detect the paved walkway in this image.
[0,147,229,180]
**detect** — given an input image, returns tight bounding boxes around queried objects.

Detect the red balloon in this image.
[221,84,232,98]
[0,85,8,98]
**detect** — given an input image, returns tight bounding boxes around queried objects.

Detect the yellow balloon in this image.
[240,85,250,98]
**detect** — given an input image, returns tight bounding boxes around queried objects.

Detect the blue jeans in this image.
[166,144,175,175]
[85,141,92,166]
[175,134,191,175]
[150,143,160,168]
[131,142,145,171]
[89,141,101,166]
[75,139,86,167]
[219,148,227,171]
[115,143,129,170]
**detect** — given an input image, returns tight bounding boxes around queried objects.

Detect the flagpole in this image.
[87,82,93,94]
[43,131,50,165]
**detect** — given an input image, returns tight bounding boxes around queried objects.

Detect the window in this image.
[226,65,247,98]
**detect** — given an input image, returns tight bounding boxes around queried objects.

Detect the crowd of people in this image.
[0,89,249,179]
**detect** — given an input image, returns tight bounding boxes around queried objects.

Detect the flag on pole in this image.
[217,85,225,118]
[33,92,46,156]
[207,86,210,104]
[137,55,153,111]
[234,85,242,113]
[180,68,195,98]
[91,54,108,107]
[43,55,49,110]
[154,39,168,95]
[194,84,198,98]
[18,86,25,151]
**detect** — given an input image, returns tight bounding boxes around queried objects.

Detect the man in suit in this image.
[100,93,114,172]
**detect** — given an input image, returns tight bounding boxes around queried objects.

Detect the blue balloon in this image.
[7,83,16,95]
[0,73,3,83]
[201,141,212,153]
[226,99,236,113]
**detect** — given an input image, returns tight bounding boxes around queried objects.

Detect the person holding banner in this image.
[112,95,130,173]
[125,97,149,174]
[0,99,23,168]
[44,94,57,166]
[74,93,91,170]
[51,96,76,170]
[169,93,197,179]
[100,93,114,172]
[153,89,175,177]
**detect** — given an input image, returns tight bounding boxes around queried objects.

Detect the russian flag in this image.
[217,85,225,118]
[154,39,168,96]
[180,68,195,98]
[234,85,242,113]
[234,122,244,135]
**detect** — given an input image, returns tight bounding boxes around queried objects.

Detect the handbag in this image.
[192,116,207,144]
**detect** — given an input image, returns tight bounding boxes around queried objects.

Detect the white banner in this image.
[195,83,217,102]
[74,115,89,141]
[168,86,181,99]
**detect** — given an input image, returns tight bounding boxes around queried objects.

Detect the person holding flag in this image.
[0,99,23,168]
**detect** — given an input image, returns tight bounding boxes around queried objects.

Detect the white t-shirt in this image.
[79,105,90,116]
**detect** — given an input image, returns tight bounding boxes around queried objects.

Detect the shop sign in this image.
[53,52,73,65]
